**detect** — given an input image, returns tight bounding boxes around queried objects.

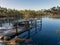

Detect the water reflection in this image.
[1,17,60,45]
[0,17,42,45]
[21,18,42,45]
[22,17,60,45]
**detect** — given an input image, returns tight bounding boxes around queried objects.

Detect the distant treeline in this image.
[0,6,60,19]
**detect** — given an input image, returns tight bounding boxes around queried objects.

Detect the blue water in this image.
[21,17,60,45]
[0,17,60,45]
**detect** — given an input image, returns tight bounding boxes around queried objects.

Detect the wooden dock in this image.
[0,20,34,40]
[0,27,32,40]
[0,19,42,45]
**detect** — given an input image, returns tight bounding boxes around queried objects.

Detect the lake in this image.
[0,17,60,45]
[21,17,60,45]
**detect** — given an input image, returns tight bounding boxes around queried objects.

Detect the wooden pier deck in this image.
[0,26,33,45]
[0,26,32,40]
[0,20,35,40]
[0,19,42,45]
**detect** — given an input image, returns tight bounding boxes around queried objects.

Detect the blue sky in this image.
[0,0,60,10]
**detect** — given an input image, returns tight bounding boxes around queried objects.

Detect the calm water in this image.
[21,17,60,45]
[0,17,60,45]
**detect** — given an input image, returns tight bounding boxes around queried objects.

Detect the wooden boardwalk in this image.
[0,19,42,45]
[0,20,32,39]
[0,27,32,40]
[0,27,32,45]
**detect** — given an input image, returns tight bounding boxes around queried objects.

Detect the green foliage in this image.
[0,6,60,19]
[44,6,60,15]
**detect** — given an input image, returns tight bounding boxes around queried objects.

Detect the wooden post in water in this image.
[40,15,42,31]
[25,21,30,39]
[16,15,18,36]
[31,19,33,28]
[9,17,10,26]
[15,15,19,45]
[7,16,10,26]
[0,21,2,27]
[16,23,18,36]
[35,19,37,33]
